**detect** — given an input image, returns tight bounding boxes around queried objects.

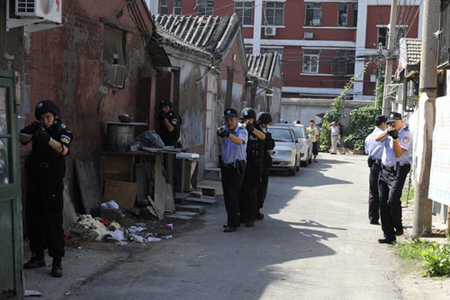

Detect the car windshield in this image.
[268,127,294,142]
[292,126,305,138]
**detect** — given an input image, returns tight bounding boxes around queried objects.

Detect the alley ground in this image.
[24,154,450,300]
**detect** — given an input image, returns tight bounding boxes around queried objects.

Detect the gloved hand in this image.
[245,122,254,133]
[159,110,167,119]
[387,129,398,140]
[21,121,44,135]
[33,128,51,144]
[217,127,229,138]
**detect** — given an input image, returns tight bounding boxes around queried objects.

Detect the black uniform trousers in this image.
[26,176,65,259]
[378,164,410,240]
[239,160,262,222]
[368,162,381,222]
[257,163,269,210]
[221,166,245,228]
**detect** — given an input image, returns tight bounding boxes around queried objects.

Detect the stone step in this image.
[165,213,193,220]
[204,168,221,181]
[197,186,217,197]
[175,204,207,215]
[174,193,190,204]
[185,196,216,205]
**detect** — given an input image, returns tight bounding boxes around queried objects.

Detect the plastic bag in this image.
[130,130,165,150]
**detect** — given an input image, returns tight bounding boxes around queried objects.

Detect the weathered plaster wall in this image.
[18,0,153,222]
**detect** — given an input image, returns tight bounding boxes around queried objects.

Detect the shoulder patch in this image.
[242,131,247,138]
[403,136,410,144]
[171,120,178,125]
[61,135,71,144]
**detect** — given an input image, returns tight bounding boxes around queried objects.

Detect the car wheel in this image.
[308,156,312,164]
[296,157,301,171]
[301,160,307,167]
[289,166,296,176]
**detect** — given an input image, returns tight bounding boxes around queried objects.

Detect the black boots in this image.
[23,253,45,269]
[51,257,63,278]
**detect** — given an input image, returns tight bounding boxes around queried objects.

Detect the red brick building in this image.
[149,0,423,100]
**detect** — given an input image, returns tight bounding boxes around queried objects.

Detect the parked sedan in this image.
[267,126,301,176]
[272,123,312,166]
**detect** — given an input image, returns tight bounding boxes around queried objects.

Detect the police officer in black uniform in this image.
[20,100,73,277]
[239,108,266,227]
[157,99,182,147]
[256,112,274,220]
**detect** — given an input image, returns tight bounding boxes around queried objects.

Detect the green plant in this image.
[320,62,371,151]
[421,243,450,276]
[394,238,450,277]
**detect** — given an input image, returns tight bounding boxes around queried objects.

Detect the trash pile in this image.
[69,214,173,246]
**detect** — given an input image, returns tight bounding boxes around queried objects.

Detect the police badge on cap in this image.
[224,108,237,118]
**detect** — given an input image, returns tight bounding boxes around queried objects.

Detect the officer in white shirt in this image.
[364,115,387,225]
[375,112,413,244]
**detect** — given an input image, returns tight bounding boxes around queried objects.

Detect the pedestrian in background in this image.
[157,99,182,147]
[306,120,319,162]
[20,100,73,278]
[217,108,248,233]
[239,108,266,228]
[375,112,412,244]
[256,112,275,220]
[328,122,339,155]
[364,115,387,225]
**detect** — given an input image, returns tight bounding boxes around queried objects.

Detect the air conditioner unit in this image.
[15,0,62,24]
[102,63,126,89]
[304,32,314,40]
[264,26,277,36]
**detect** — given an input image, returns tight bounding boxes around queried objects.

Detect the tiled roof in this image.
[153,14,241,61]
[246,53,280,86]
[404,39,422,65]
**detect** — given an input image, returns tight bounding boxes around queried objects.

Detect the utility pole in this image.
[382,0,398,115]
[412,0,439,237]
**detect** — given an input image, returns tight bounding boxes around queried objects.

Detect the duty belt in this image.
[222,162,236,169]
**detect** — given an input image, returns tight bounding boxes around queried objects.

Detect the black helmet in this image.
[257,112,272,125]
[387,112,402,123]
[35,100,60,119]
[159,99,173,109]
[241,107,256,120]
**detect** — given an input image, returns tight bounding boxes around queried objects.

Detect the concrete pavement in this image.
[24,153,449,299]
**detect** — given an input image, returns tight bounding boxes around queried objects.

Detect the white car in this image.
[267,126,301,176]
[273,123,312,167]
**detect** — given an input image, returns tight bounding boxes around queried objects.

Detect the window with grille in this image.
[198,0,214,16]
[235,1,253,25]
[173,0,182,15]
[338,4,348,27]
[160,0,169,14]
[303,49,320,73]
[265,2,285,26]
[305,3,321,26]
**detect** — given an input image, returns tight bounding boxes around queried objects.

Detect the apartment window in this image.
[378,27,388,47]
[378,26,407,47]
[245,46,253,55]
[338,4,348,27]
[303,49,320,73]
[305,3,321,26]
[352,4,358,27]
[198,0,214,16]
[331,50,348,75]
[173,0,182,15]
[235,1,254,25]
[265,2,285,26]
[262,47,283,57]
[160,0,169,14]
